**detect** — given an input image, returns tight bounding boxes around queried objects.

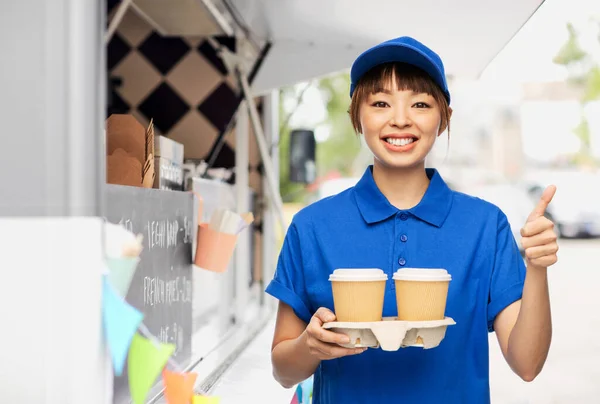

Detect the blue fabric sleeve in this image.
[487,211,526,332]
[265,222,312,324]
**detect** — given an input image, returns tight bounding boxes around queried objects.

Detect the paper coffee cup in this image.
[329,269,387,322]
[393,268,451,321]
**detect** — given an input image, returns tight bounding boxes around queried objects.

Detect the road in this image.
[490,238,600,404]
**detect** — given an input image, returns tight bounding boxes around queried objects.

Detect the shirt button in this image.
[398,258,406,266]
[400,234,408,242]
[400,213,408,221]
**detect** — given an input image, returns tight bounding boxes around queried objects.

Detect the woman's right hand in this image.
[304,307,368,360]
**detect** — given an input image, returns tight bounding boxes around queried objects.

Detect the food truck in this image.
[1,0,545,402]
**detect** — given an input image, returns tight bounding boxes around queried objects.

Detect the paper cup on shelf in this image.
[194,223,238,273]
[393,268,451,321]
[329,269,387,322]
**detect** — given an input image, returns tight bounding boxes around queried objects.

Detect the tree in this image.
[553,24,587,71]
[313,74,362,178]
[553,21,600,166]
[278,73,362,202]
[278,85,307,202]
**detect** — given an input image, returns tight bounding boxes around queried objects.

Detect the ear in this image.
[437,107,453,136]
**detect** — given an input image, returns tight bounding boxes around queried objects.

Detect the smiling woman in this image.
[266,36,557,404]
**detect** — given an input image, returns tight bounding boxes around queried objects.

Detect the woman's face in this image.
[359,77,445,170]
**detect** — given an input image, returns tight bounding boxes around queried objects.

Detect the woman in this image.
[266,36,557,403]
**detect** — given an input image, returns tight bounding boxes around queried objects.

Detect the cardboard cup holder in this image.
[323,317,456,351]
[194,223,238,273]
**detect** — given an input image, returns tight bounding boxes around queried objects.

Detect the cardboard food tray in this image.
[323,317,456,351]
[106,114,155,188]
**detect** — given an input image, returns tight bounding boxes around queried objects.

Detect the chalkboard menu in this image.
[104,185,195,403]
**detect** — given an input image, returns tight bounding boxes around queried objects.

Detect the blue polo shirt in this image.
[266,166,526,404]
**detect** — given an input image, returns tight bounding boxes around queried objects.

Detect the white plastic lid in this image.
[392,268,452,282]
[328,268,388,282]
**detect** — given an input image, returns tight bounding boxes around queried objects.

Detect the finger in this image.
[525,242,558,261]
[521,228,557,250]
[529,255,558,269]
[521,217,554,237]
[314,342,365,358]
[527,185,556,222]
[313,307,336,324]
[308,319,350,345]
[311,340,367,359]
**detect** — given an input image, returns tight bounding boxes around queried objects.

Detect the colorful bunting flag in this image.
[102,275,143,376]
[298,376,314,403]
[163,369,198,404]
[192,396,220,404]
[128,333,175,404]
[106,256,140,298]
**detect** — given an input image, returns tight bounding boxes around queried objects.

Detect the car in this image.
[526,174,600,239]
[316,177,361,200]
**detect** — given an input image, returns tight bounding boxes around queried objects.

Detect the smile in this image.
[381,136,418,152]
[385,138,414,146]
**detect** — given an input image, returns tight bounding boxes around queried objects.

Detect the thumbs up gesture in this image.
[520,185,559,269]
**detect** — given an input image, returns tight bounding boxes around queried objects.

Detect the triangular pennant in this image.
[193,396,220,404]
[106,256,140,298]
[102,275,143,376]
[128,333,175,404]
[299,377,314,403]
[163,369,197,404]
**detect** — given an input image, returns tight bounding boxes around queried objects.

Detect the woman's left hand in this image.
[520,185,559,269]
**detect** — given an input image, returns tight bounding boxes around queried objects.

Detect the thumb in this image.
[527,185,557,222]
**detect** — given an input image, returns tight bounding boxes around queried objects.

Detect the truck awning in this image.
[229,0,545,93]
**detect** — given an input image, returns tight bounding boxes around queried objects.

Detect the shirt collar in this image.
[352,166,453,227]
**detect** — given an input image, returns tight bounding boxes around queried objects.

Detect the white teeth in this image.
[385,138,415,146]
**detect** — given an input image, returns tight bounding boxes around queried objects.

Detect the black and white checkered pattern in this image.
[107,3,245,170]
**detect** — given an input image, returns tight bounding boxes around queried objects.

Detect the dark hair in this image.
[349,62,451,137]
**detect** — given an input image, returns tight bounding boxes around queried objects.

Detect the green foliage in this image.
[583,65,600,102]
[278,73,362,202]
[313,74,362,178]
[278,88,307,202]
[554,20,600,165]
[573,115,591,154]
[553,23,587,66]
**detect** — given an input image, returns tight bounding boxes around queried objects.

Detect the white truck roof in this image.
[229,0,546,93]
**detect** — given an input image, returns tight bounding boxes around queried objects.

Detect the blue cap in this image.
[350,36,450,104]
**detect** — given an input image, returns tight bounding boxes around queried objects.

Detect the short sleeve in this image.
[487,211,526,332]
[265,222,312,324]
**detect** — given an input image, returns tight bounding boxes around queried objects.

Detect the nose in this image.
[389,105,412,129]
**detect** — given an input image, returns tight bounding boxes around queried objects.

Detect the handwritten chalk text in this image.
[147,220,180,250]
[158,322,184,355]
[182,216,194,244]
[143,275,192,307]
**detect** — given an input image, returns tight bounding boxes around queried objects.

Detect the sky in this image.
[480,0,600,163]
[481,0,600,85]
[284,0,600,162]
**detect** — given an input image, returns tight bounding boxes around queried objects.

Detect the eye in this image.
[413,102,430,108]
[372,101,389,108]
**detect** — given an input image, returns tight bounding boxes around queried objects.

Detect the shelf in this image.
[131,0,234,37]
